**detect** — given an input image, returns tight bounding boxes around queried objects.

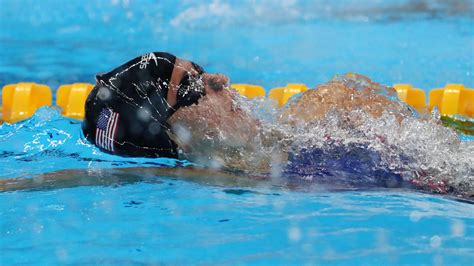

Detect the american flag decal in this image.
[95,108,119,152]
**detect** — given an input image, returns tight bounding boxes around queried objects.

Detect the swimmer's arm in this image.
[0,167,267,192]
[167,58,199,106]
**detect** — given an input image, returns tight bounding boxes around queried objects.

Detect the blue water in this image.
[1,0,474,264]
[1,183,473,265]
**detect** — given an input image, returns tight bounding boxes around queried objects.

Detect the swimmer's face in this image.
[202,73,229,95]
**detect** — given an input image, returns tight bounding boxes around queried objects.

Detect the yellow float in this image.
[1,82,52,123]
[56,83,94,120]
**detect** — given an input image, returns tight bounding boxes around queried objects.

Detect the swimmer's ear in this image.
[203,74,229,92]
[208,80,224,92]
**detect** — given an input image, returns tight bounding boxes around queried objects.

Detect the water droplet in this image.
[271,198,285,211]
[97,87,111,100]
[148,122,161,135]
[430,235,442,248]
[409,211,423,222]
[137,108,151,122]
[450,220,465,237]
[172,123,192,145]
[209,157,224,170]
[288,227,302,242]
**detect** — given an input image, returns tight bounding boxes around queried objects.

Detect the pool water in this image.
[2,182,473,264]
[1,0,474,264]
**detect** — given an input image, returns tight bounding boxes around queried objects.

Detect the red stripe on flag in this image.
[110,113,119,152]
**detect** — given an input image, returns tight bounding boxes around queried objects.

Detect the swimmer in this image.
[0,68,474,198]
[82,52,405,169]
[168,73,470,195]
[82,52,231,158]
[59,49,474,197]
[168,73,413,173]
